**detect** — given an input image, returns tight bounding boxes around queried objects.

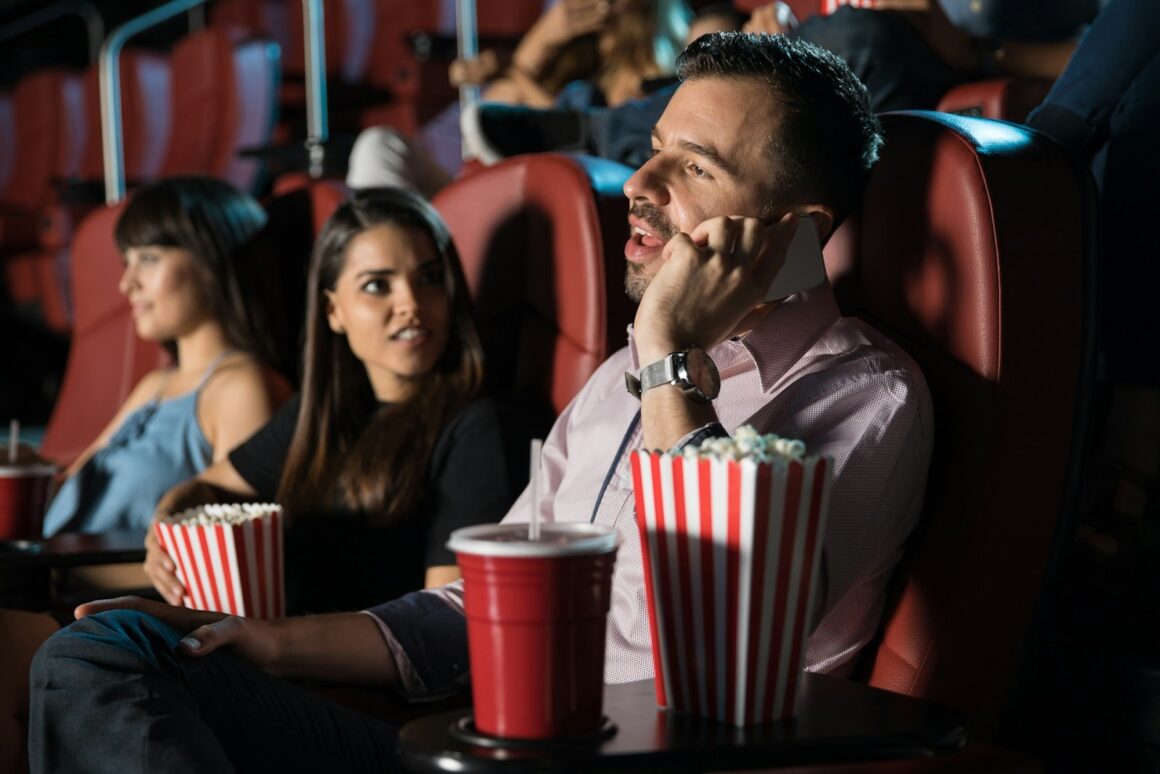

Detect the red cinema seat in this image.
[821,111,1094,748]
[433,153,636,416]
[161,28,280,193]
[209,0,291,53]
[12,51,173,333]
[937,77,1056,122]
[0,68,86,252]
[79,50,172,187]
[40,203,167,467]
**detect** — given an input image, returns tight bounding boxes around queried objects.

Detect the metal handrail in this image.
[0,0,104,66]
[302,0,328,177]
[456,0,479,160]
[99,0,209,204]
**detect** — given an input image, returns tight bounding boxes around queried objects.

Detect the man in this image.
[29,33,932,772]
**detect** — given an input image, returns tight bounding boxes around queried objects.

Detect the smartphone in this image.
[764,215,827,302]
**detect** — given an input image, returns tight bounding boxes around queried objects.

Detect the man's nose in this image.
[623,156,668,205]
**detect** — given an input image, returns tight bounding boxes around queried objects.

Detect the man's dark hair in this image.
[677,32,883,230]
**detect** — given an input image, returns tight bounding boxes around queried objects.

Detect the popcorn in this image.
[632,426,831,726]
[154,503,284,618]
[163,502,282,526]
[681,425,807,463]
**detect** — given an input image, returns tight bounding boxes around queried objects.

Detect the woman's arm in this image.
[197,361,277,463]
[424,566,461,588]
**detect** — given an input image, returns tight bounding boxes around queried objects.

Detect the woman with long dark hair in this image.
[143,187,520,613]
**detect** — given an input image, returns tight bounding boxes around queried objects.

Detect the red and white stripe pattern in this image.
[154,508,284,618]
[823,0,877,12]
[630,451,831,726]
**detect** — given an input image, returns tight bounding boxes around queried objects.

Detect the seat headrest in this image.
[828,111,1086,383]
[434,153,634,415]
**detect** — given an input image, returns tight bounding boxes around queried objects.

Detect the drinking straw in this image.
[7,419,17,463]
[529,439,542,541]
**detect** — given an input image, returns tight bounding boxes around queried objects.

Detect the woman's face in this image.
[118,245,213,342]
[324,223,452,402]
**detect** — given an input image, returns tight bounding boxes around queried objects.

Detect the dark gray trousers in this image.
[28,610,400,773]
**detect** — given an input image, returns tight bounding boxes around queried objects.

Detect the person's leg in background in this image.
[29,609,400,774]
[0,611,60,774]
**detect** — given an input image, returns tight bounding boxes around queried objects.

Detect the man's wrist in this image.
[634,335,683,366]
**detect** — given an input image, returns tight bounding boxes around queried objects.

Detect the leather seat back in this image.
[433,153,635,416]
[40,203,166,465]
[824,111,1094,737]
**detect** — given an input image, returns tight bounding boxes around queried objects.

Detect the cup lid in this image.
[0,463,57,477]
[448,522,620,558]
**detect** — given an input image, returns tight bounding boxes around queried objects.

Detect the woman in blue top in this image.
[1,176,288,772]
[41,176,283,536]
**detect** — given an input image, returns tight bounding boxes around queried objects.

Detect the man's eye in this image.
[688,162,708,178]
[649,147,660,158]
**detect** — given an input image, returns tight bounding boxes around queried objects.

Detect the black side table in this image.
[0,529,147,610]
[398,673,967,773]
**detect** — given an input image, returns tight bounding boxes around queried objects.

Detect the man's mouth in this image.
[631,225,665,248]
[628,204,677,244]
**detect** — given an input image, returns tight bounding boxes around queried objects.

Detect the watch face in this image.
[685,348,721,400]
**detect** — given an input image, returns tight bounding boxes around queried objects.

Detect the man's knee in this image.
[31,610,183,684]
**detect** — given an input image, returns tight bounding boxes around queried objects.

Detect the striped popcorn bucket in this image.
[153,505,284,618]
[630,451,832,726]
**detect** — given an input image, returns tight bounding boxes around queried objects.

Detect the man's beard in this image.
[625,262,648,302]
[624,202,678,303]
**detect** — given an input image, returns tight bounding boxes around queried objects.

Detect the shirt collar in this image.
[626,284,841,392]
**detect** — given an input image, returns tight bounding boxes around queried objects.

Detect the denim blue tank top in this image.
[42,352,232,537]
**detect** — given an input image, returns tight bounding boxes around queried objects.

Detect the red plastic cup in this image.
[0,461,57,540]
[449,522,620,740]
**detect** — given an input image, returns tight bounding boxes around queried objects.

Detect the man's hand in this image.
[633,213,800,365]
[449,50,502,87]
[76,596,282,669]
[742,2,795,35]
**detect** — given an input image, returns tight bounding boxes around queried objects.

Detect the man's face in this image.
[622,77,780,302]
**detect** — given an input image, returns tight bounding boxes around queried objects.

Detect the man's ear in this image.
[324,290,345,335]
[796,205,834,243]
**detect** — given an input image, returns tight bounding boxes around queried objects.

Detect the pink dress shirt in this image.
[367,283,933,696]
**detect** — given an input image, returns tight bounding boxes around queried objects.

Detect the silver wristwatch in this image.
[624,347,721,404]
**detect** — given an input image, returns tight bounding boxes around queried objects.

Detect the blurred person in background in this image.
[41,176,284,538]
[345,0,691,198]
[460,0,1098,169]
[1,175,286,774]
